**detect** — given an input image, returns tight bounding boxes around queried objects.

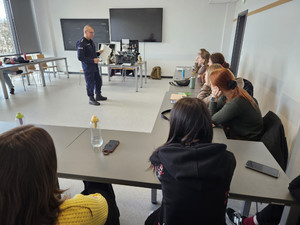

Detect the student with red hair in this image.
[209,68,263,141]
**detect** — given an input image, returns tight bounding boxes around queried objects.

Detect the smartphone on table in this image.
[102,140,120,155]
[245,160,280,178]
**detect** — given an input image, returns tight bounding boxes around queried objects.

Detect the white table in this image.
[0,57,69,99]
[98,61,147,92]
[1,117,298,224]
[0,122,86,156]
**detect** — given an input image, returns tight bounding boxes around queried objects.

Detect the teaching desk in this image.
[0,57,69,99]
[98,61,147,92]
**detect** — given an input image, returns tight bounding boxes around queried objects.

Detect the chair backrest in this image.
[261,111,288,171]
[36,54,48,68]
[26,56,36,70]
[243,78,254,97]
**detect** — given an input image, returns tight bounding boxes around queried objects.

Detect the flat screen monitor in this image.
[109,8,163,42]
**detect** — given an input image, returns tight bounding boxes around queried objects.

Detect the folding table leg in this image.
[151,188,157,204]
[241,200,252,216]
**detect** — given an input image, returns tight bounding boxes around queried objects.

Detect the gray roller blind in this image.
[9,0,40,53]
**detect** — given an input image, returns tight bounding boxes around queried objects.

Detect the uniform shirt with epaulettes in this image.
[76,37,100,72]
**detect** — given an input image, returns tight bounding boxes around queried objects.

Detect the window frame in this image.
[0,0,41,57]
[0,0,18,56]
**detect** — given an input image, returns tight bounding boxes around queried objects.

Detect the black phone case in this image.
[245,160,279,178]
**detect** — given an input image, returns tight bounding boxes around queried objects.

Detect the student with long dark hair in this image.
[145,98,236,225]
[0,125,108,225]
[209,68,263,141]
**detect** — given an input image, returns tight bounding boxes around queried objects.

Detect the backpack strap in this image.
[161,109,171,121]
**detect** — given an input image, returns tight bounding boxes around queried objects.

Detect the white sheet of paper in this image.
[99,45,112,62]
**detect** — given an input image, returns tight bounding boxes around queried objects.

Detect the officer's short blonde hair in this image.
[83,25,93,33]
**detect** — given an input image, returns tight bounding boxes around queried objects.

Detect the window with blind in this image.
[0,0,40,56]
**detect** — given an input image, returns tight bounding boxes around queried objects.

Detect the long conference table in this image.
[0,69,299,224]
[0,57,69,99]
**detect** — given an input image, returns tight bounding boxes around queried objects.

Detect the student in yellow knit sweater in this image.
[0,125,108,225]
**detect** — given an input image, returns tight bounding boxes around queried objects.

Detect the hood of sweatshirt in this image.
[150,142,234,181]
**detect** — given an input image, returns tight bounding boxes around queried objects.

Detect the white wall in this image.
[230,0,300,180]
[31,0,236,76]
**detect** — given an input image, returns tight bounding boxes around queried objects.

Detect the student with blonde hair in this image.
[197,63,223,105]
[195,48,210,83]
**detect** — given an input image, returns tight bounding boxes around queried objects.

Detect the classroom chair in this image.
[36,54,58,79]
[27,55,51,83]
[261,111,288,171]
[239,111,289,217]
[9,68,37,91]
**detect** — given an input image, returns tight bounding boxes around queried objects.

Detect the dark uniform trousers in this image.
[84,71,102,97]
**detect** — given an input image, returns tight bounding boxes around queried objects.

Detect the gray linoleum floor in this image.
[0,72,265,224]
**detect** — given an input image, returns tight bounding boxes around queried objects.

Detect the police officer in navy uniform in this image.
[76,25,107,105]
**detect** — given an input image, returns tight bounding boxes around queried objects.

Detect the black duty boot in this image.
[96,95,107,101]
[10,88,15,94]
[89,97,100,106]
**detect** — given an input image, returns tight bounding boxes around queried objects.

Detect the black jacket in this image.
[261,111,288,171]
[148,143,236,225]
[76,37,100,72]
[289,175,300,202]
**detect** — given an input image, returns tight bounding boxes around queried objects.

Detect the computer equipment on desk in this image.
[115,39,139,65]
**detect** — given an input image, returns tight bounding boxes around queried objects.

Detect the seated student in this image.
[226,174,300,225]
[195,49,210,83]
[0,125,108,225]
[198,64,248,106]
[0,60,22,94]
[145,97,236,225]
[208,52,230,68]
[209,68,263,141]
[197,63,223,105]
[208,53,254,96]
[194,48,208,71]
